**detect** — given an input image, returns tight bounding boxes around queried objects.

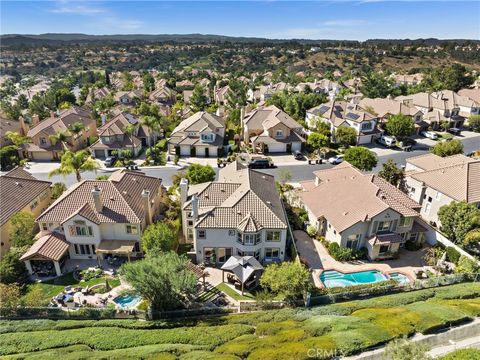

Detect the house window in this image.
[266,231,281,242]
[30,200,38,210]
[237,232,261,245]
[187,228,193,241]
[346,234,361,249]
[377,221,391,233]
[399,217,412,227]
[203,247,215,263]
[198,230,206,239]
[275,129,283,138]
[409,233,418,242]
[424,203,431,214]
[39,191,49,201]
[265,248,280,259]
[237,249,260,260]
[361,122,372,131]
[68,221,93,237]
[217,248,232,263]
[244,234,255,245]
[228,229,236,236]
[188,220,194,226]
[126,225,138,234]
[42,223,48,231]
[435,191,442,200]
[40,137,47,145]
[379,245,390,254]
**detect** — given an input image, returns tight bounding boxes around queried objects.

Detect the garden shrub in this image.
[405,240,422,251]
[179,350,240,360]
[352,307,420,337]
[446,247,461,264]
[327,242,365,261]
[440,348,480,360]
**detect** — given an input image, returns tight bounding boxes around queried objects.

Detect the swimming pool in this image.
[113,294,142,309]
[388,272,410,284]
[320,270,388,288]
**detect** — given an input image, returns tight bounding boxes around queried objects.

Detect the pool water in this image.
[113,294,142,308]
[389,272,410,284]
[320,270,388,288]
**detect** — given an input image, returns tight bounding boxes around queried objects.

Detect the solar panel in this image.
[346,112,360,120]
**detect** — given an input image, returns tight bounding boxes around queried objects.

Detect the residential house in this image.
[183,89,211,106]
[149,86,176,105]
[296,162,425,260]
[176,80,194,89]
[85,87,111,104]
[359,97,426,134]
[247,82,291,103]
[214,85,230,105]
[306,101,380,145]
[0,168,52,257]
[242,105,306,153]
[90,112,155,159]
[180,161,289,265]
[21,169,163,275]
[431,90,480,119]
[296,79,342,97]
[391,73,424,87]
[168,111,225,157]
[114,90,143,106]
[24,107,97,161]
[405,153,480,226]
[458,88,480,105]
[0,116,22,147]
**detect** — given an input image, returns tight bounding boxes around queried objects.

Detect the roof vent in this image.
[237,211,242,215]
[266,201,272,205]
[262,175,266,179]
[205,194,209,199]
[110,196,115,201]
[220,188,225,192]
[343,211,349,216]
[15,181,20,186]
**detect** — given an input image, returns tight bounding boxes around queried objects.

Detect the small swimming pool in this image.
[320,270,388,288]
[388,272,410,284]
[113,294,142,309]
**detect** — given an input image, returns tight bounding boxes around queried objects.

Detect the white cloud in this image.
[49,1,106,15]
[322,19,368,26]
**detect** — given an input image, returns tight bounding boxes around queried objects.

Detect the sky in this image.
[1,1,479,41]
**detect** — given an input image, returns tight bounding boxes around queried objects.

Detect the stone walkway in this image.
[294,230,433,288]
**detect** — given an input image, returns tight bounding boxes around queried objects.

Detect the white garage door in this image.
[209,147,218,157]
[358,135,372,145]
[94,150,106,158]
[267,143,286,153]
[291,142,302,152]
[196,147,205,157]
[180,146,191,156]
[30,151,52,161]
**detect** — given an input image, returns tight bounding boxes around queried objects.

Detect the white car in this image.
[329,155,344,165]
[421,131,438,140]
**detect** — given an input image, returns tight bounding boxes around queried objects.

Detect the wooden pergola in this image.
[186,261,208,287]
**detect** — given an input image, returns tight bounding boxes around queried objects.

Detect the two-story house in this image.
[149,86,176,105]
[405,153,480,227]
[85,87,111,104]
[168,111,225,157]
[296,162,425,260]
[114,90,143,106]
[242,105,306,153]
[180,160,289,265]
[24,107,97,161]
[359,97,427,134]
[20,169,163,276]
[90,112,155,159]
[306,101,380,145]
[0,167,52,257]
[247,82,291,103]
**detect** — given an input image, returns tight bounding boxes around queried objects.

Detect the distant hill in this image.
[1,33,478,47]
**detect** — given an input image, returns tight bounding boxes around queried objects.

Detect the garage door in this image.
[30,151,52,161]
[358,135,372,145]
[209,147,218,157]
[291,142,302,152]
[196,147,205,157]
[94,150,106,158]
[267,143,286,153]
[180,146,190,156]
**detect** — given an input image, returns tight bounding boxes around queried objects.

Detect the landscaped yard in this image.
[216,283,255,301]
[2,282,479,359]
[23,272,121,306]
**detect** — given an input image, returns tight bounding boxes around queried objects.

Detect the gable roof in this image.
[185,161,288,231]
[359,98,421,118]
[36,169,162,225]
[20,232,69,262]
[243,105,303,131]
[407,154,480,203]
[300,162,420,232]
[171,111,224,136]
[0,168,52,226]
[27,106,93,138]
[307,100,377,125]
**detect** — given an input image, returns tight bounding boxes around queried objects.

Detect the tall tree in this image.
[189,84,208,112]
[307,132,329,154]
[335,126,357,147]
[142,73,155,92]
[378,159,405,187]
[123,123,137,157]
[141,223,176,256]
[360,72,395,98]
[68,122,85,137]
[10,212,36,248]
[438,201,480,244]
[140,115,160,147]
[430,139,464,157]
[385,114,415,141]
[48,130,71,150]
[119,252,197,311]
[49,150,99,182]
[344,146,378,171]
[186,164,216,185]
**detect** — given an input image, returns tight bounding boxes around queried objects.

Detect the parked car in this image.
[293,150,304,160]
[248,158,272,169]
[104,156,117,167]
[377,135,397,148]
[421,131,438,140]
[447,127,461,136]
[328,155,344,165]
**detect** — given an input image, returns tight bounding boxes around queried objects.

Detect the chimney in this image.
[180,178,188,205]
[101,113,107,126]
[32,114,40,126]
[19,116,29,135]
[50,110,56,118]
[141,189,152,225]
[191,194,198,220]
[92,185,103,213]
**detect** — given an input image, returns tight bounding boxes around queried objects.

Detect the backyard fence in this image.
[306,273,480,307]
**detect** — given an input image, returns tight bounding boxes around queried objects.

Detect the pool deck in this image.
[294,230,435,288]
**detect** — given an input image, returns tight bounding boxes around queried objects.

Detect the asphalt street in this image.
[27,135,479,187]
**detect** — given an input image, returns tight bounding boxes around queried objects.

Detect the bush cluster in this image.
[328,243,367,261]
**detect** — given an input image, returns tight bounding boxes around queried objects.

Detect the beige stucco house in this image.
[0,168,52,257]
[405,153,480,227]
[295,162,426,260]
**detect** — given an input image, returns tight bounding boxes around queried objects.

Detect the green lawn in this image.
[434,131,454,140]
[215,283,255,301]
[23,272,121,306]
[2,282,480,359]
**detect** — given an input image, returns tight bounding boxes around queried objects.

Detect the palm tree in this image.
[68,122,85,137]
[49,130,71,151]
[5,131,30,147]
[140,115,160,148]
[49,150,99,182]
[123,123,137,157]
